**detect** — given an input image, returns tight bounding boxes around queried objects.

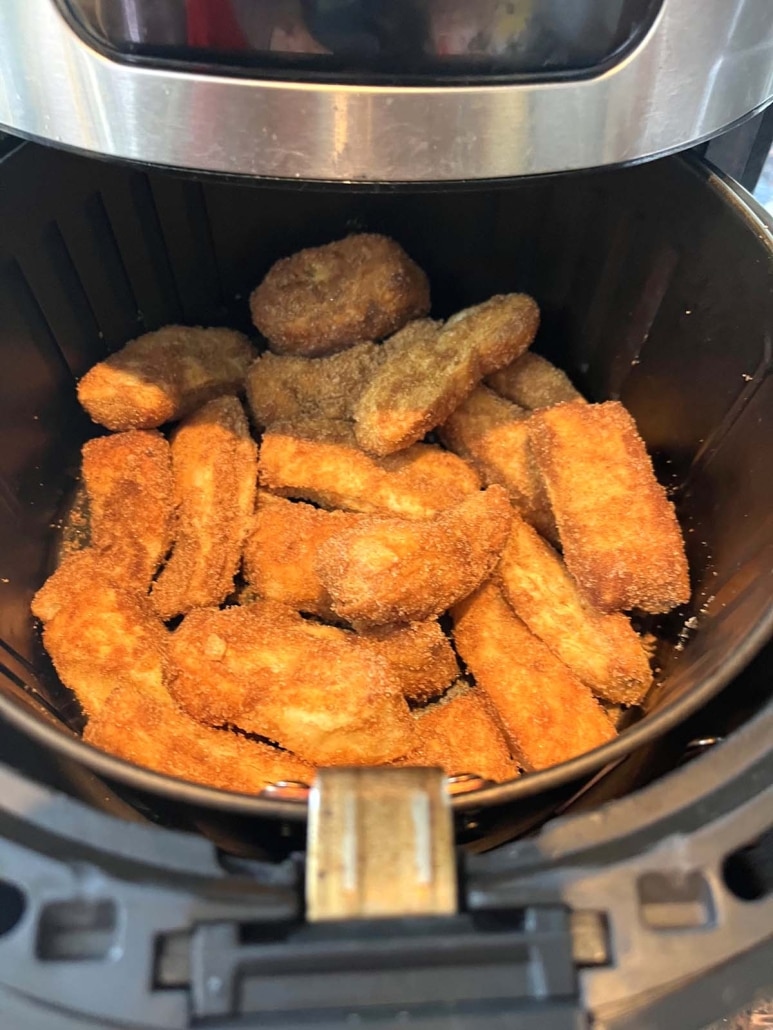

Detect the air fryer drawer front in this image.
[1,0,772,180]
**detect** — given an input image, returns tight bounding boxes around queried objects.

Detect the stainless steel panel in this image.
[0,0,772,183]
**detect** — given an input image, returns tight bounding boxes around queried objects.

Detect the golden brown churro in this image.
[81,430,174,591]
[354,294,540,456]
[452,581,616,771]
[85,684,313,794]
[316,486,513,625]
[168,602,413,765]
[529,401,690,613]
[498,514,653,704]
[77,326,255,430]
[439,384,555,540]
[396,682,519,783]
[258,418,481,518]
[32,550,168,719]
[151,396,257,619]
[243,492,364,618]
[246,342,385,426]
[250,234,430,356]
[356,620,460,705]
[487,352,585,410]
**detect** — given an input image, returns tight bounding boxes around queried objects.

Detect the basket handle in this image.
[306,767,458,922]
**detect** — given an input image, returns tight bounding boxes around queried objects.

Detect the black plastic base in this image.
[0,684,771,1028]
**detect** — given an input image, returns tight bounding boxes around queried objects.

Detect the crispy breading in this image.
[84,684,313,794]
[357,620,460,705]
[77,326,256,431]
[168,601,414,765]
[81,430,175,592]
[395,682,519,783]
[243,492,364,618]
[258,418,481,518]
[352,317,440,449]
[245,342,385,427]
[354,294,540,456]
[250,234,430,357]
[452,581,616,771]
[486,352,585,410]
[529,401,690,613]
[438,385,556,540]
[151,397,257,619]
[498,515,653,704]
[316,486,513,625]
[31,550,168,719]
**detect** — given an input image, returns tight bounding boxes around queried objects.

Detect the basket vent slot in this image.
[723,828,773,902]
[36,899,119,961]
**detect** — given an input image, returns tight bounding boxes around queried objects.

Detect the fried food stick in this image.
[243,492,364,618]
[151,397,257,619]
[81,430,175,592]
[84,684,313,794]
[353,294,540,456]
[250,234,430,357]
[396,682,519,783]
[487,352,585,410]
[357,620,459,705]
[452,581,616,771]
[498,515,652,705]
[243,500,458,699]
[529,401,690,613]
[245,342,385,427]
[438,385,555,540]
[258,418,481,518]
[77,326,255,431]
[316,486,513,625]
[32,550,168,719]
[168,601,414,765]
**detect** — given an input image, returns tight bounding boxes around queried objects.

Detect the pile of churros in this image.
[31,233,690,795]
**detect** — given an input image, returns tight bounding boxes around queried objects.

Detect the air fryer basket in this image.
[0,141,771,846]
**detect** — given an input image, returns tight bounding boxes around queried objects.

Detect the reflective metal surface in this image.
[0,0,772,180]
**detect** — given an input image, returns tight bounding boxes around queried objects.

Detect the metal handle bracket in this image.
[306,766,457,922]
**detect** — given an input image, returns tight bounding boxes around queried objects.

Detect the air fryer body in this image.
[1,0,773,181]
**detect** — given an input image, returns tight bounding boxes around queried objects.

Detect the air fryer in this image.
[1,2,773,1026]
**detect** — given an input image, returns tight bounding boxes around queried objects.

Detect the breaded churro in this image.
[357,619,460,705]
[438,385,555,540]
[452,581,616,771]
[250,234,430,357]
[487,352,584,410]
[316,486,513,625]
[32,550,168,719]
[85,684,313,794]
[168,601,413,765]
[498,515,652,704]
[243,492,364,618]
[245,342,385,427]
[354,294,540,456]
[81,430,175,592]
[529,401,690,613]
[77,326,255,431]
[152,397,257,619]
[258,418,480,518]
[396,682,519,783]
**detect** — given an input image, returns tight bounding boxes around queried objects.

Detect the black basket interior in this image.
[0,141,771,840]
